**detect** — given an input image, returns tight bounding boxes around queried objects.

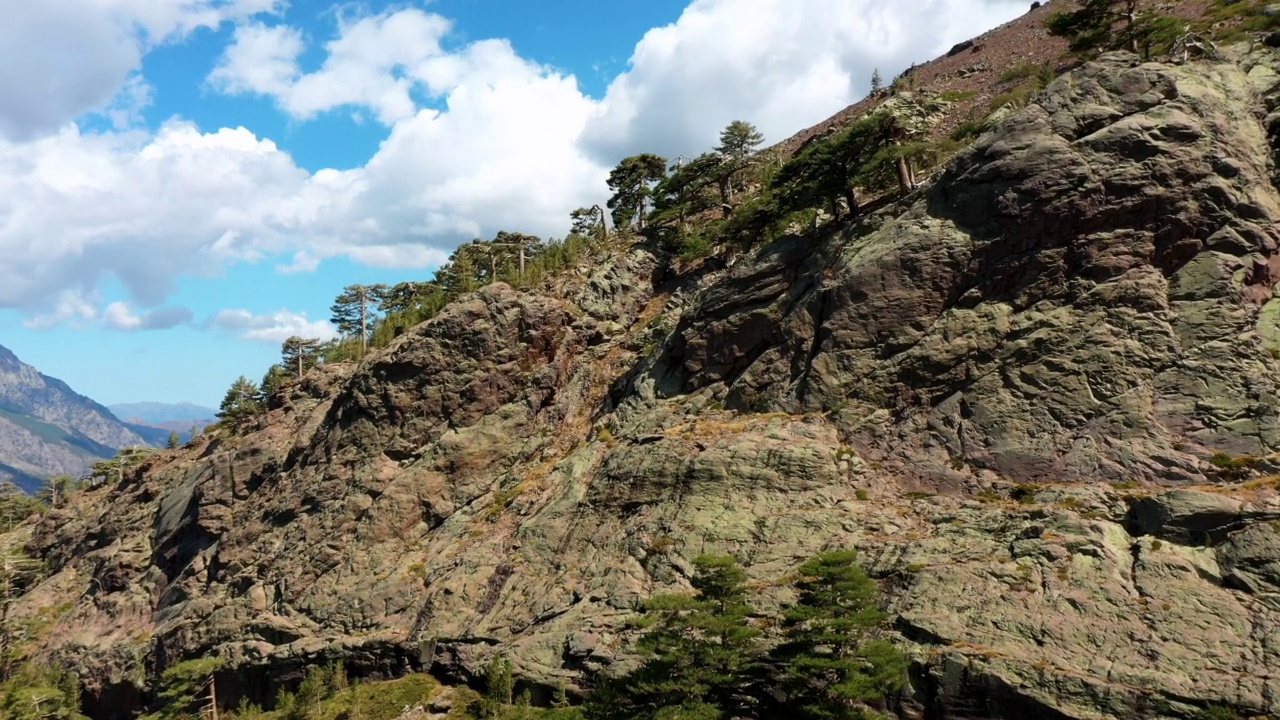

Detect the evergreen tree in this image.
[1046,0,1141,56]
[772,113,894,219]
[871,68,883,92]
[570,205,608,240]
[373,281,427,316]
[166,431,180,450]
[218,376,262,425]
[484,653,515,717]
[772,550,907,720]
[330,284,386,356]
[587,555,763,720]
[715,120,766,203]
[34,475,75,508]
[259,364,290,402]
[280,336,321,377]
[716,120,765,162]
[607,154,668,231]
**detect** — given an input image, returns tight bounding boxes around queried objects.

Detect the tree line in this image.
[118,549,905,720]
[215,228,604,426]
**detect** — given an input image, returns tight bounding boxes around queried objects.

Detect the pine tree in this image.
[217,376,262,425]
[280,336,321,377]
[773,550,907,720]
[1046,0,1141,56]
[606,154,668,231]
[483,653,514,717]
[715,120,766,204]
[871,68,883,92]
[34,475,75,508]
[716,120,765,162]
[587,555,763,720]
[330,284,386,356]
[166,431,180,450]
[259,364,290,402]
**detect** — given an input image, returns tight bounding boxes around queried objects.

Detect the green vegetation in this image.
[585,551,905,720]
[140,657,225,720]
[218,375,264,426]
[1200,705,1245,720]
[1208,452,1261,481]
[938,89,976,103]
[1010,484,1041,504]
[34,475,75,508]
[82,446,157,487]
[999,61,1054,86]
[0,663,87,720]
[1197,0,1280,41]
[229,666,438,720]
[607,154,668,231]
[1046,0,1180,60]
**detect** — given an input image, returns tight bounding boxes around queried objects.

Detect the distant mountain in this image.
[0,343,154,492]
[110,402,218,445]
[108,401,218,425]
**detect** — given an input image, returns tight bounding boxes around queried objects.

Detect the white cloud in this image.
[0,0,1034,327]
[209,309,339,343]
[0,0,283,140]
[102,302,193,331]
[581,0,1030,160]
[207,22,304,97]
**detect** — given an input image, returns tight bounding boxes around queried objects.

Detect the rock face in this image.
[654,50,1280,485]
[0,343,151,491]
[11,50,1280,720]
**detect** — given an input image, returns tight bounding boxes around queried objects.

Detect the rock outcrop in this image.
[10,48,1280,720]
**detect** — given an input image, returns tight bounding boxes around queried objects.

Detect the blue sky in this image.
[0,0,1028,408]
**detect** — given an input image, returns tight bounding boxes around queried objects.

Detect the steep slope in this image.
[0,344,152,491]
[9,46,1280,720]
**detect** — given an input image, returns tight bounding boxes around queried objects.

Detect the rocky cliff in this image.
[0,344,151,491]
[9,47,1280,720]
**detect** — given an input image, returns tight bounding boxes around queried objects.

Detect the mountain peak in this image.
[0,343,152,492]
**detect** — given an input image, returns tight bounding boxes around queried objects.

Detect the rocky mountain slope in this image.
[8,33,1280,720]
[0,344,152,492]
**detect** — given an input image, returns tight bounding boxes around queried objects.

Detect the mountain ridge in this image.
[7,3,1280,720]
[0,343,153,491]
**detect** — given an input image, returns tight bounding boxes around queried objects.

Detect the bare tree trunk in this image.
[208,674,219,720]
[359,289,367,356]
[1126,0,1139,53]
[895,155,915,193]
[591,204,608,242]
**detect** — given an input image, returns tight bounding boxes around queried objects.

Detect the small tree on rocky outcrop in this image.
[331,284,385,357]
[716,120,766,204]
[217,375,262,425]
[35,475,75,508]
[259,363,290,403]
[281,336,321,377]
[1046,0,1178,59]
[607,154,668,231]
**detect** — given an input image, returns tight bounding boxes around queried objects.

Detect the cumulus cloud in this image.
[209,309,339,343]
[0,0,1032,327]
[582,0,1029,160]
[0,0,282,140]
[102,302,193,331]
